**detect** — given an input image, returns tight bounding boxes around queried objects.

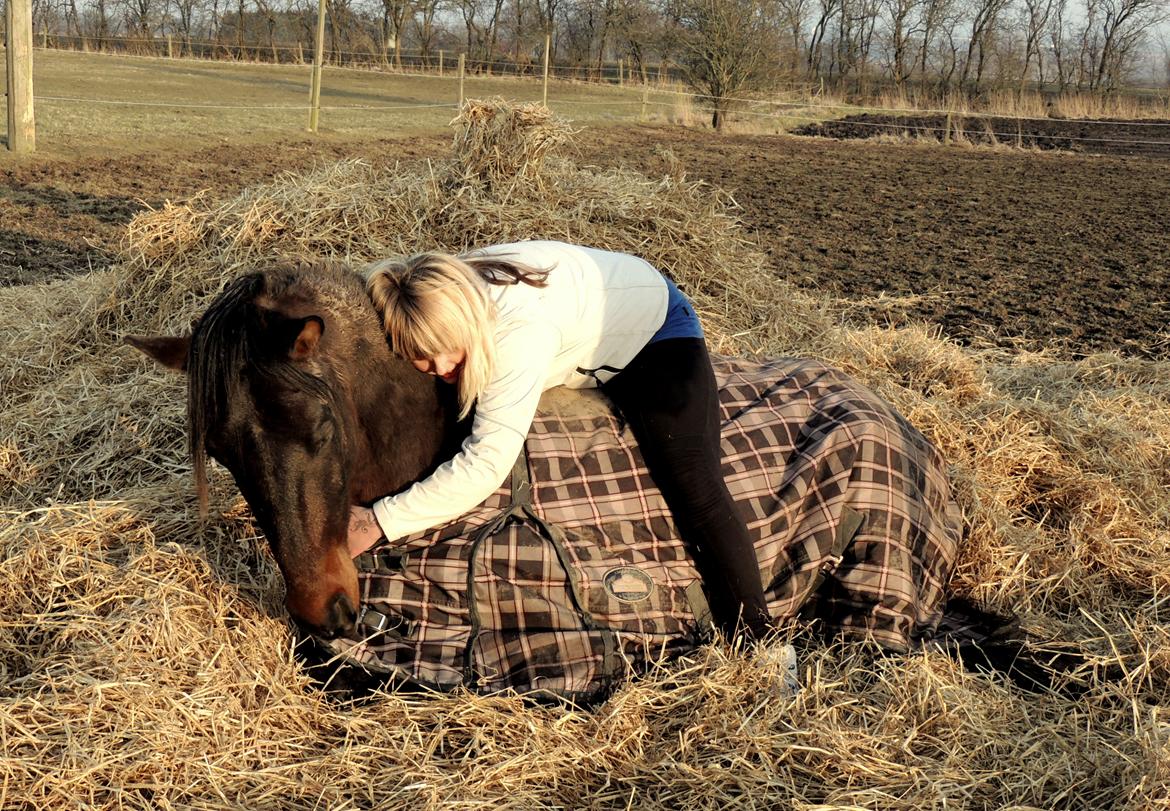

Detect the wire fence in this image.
[35,32,683,85]
[9,41,1170,156]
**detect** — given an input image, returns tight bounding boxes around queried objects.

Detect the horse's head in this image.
[128,262,447,638]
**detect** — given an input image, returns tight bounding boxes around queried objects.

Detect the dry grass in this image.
[691,85,1170,137]
[11,48,662,159]
[872,87,1170,120]
[1,99,1168,809]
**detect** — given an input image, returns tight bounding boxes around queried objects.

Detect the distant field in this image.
[0,48,675,156]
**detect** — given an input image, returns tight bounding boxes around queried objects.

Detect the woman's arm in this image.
[361,320,559,551]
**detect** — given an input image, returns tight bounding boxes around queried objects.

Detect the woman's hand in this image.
[347,505,385,558]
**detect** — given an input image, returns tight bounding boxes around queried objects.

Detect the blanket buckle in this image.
[819,553,844,577]
[357,605,404,636]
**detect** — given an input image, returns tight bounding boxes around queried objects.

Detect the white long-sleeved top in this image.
[371,241,670,542]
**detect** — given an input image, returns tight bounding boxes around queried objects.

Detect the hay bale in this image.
[449,98,577,190]
[1,100,1168,808]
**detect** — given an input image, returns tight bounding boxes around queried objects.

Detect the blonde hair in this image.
[365,251,549,420]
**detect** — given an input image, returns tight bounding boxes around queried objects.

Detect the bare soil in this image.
[2,125,1167,358]
[796,113,1170,159]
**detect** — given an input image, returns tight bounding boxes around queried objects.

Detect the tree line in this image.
[13,0,1170,121]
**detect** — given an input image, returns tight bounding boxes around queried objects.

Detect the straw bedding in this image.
[1,99,1167,808]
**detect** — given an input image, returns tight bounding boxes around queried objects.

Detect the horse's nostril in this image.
[325,591,358,637]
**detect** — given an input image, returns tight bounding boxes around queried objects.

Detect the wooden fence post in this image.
[167,34,174,59]
[6,0,35,152]
[943,110,953,146]
[307,0,327,131]
[640,65,648,122]
[458,53,466,109]
[439,49,444,77]
[541,33,550,107]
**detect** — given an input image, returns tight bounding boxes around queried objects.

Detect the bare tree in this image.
[1162,32,1170,86]
[375,0,408,65]
[65,0,87,38]
[594,0,618,75]
[48,0,1170,97]
[1047,0,1072,87]
[1076,0,1103,87]
[325,0,364,63]
[807,0,842,78]
[169,0,206,51]
[556,0,596,65]
[958,0,1010,90]
[412,0,444,62]
[234,0,246,49]
[884,0,924,85]
[504,0,537,64]
[119,0,158,38]
[929,1,963,87]
[614,0,660,73]
[535,0,558,44]
[251,0,280,59]
[29,0,50,37]
[916,0,954,79]
[457,0,506,61]
[774,0,809,73]
[662,0,782,129]
[827,0,881,81]
[1090,0,1168,89]
[1019,0,1054,87]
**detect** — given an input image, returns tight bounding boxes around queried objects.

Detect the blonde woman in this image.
[348,240,772,641]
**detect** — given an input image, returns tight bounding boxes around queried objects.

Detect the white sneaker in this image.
[755,642,800,695]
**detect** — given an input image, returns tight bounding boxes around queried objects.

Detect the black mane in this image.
[185,262,371,511]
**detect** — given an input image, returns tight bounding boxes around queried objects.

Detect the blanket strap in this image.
[463,450,600,685]
[799,506,865,611]
[684,581,714,637]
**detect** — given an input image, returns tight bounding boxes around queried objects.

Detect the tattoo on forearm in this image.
[350,511,380,535]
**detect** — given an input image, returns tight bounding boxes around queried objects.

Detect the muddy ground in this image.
[2,126,1167,358]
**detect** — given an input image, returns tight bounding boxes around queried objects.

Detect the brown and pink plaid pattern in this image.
[327,357,962,699]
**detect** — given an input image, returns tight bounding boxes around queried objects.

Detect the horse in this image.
[128,260,466,637]
[129,260,1081,693]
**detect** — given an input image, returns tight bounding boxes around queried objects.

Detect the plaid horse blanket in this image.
[323,356,963,700]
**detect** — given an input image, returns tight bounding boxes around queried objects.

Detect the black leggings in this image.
[602,337,772,640]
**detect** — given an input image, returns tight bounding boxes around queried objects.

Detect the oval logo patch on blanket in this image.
[603,567,656,603]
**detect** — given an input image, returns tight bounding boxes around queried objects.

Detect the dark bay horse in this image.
[128,262,1091,693]
[128,261,465,637]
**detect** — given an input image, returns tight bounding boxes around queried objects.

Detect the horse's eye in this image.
[311,414,336,451]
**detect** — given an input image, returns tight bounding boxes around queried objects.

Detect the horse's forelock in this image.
[188,273,264,514]
[186,264,367,511]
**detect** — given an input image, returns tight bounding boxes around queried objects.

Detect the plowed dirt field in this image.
[3,125,1166,358]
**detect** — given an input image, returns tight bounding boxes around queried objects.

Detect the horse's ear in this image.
[125,335,190,372]
[255,306,325,362]
[289,316,324,361]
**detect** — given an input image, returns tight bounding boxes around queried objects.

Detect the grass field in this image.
[10,47,1164,161]
[0,48,677,156]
